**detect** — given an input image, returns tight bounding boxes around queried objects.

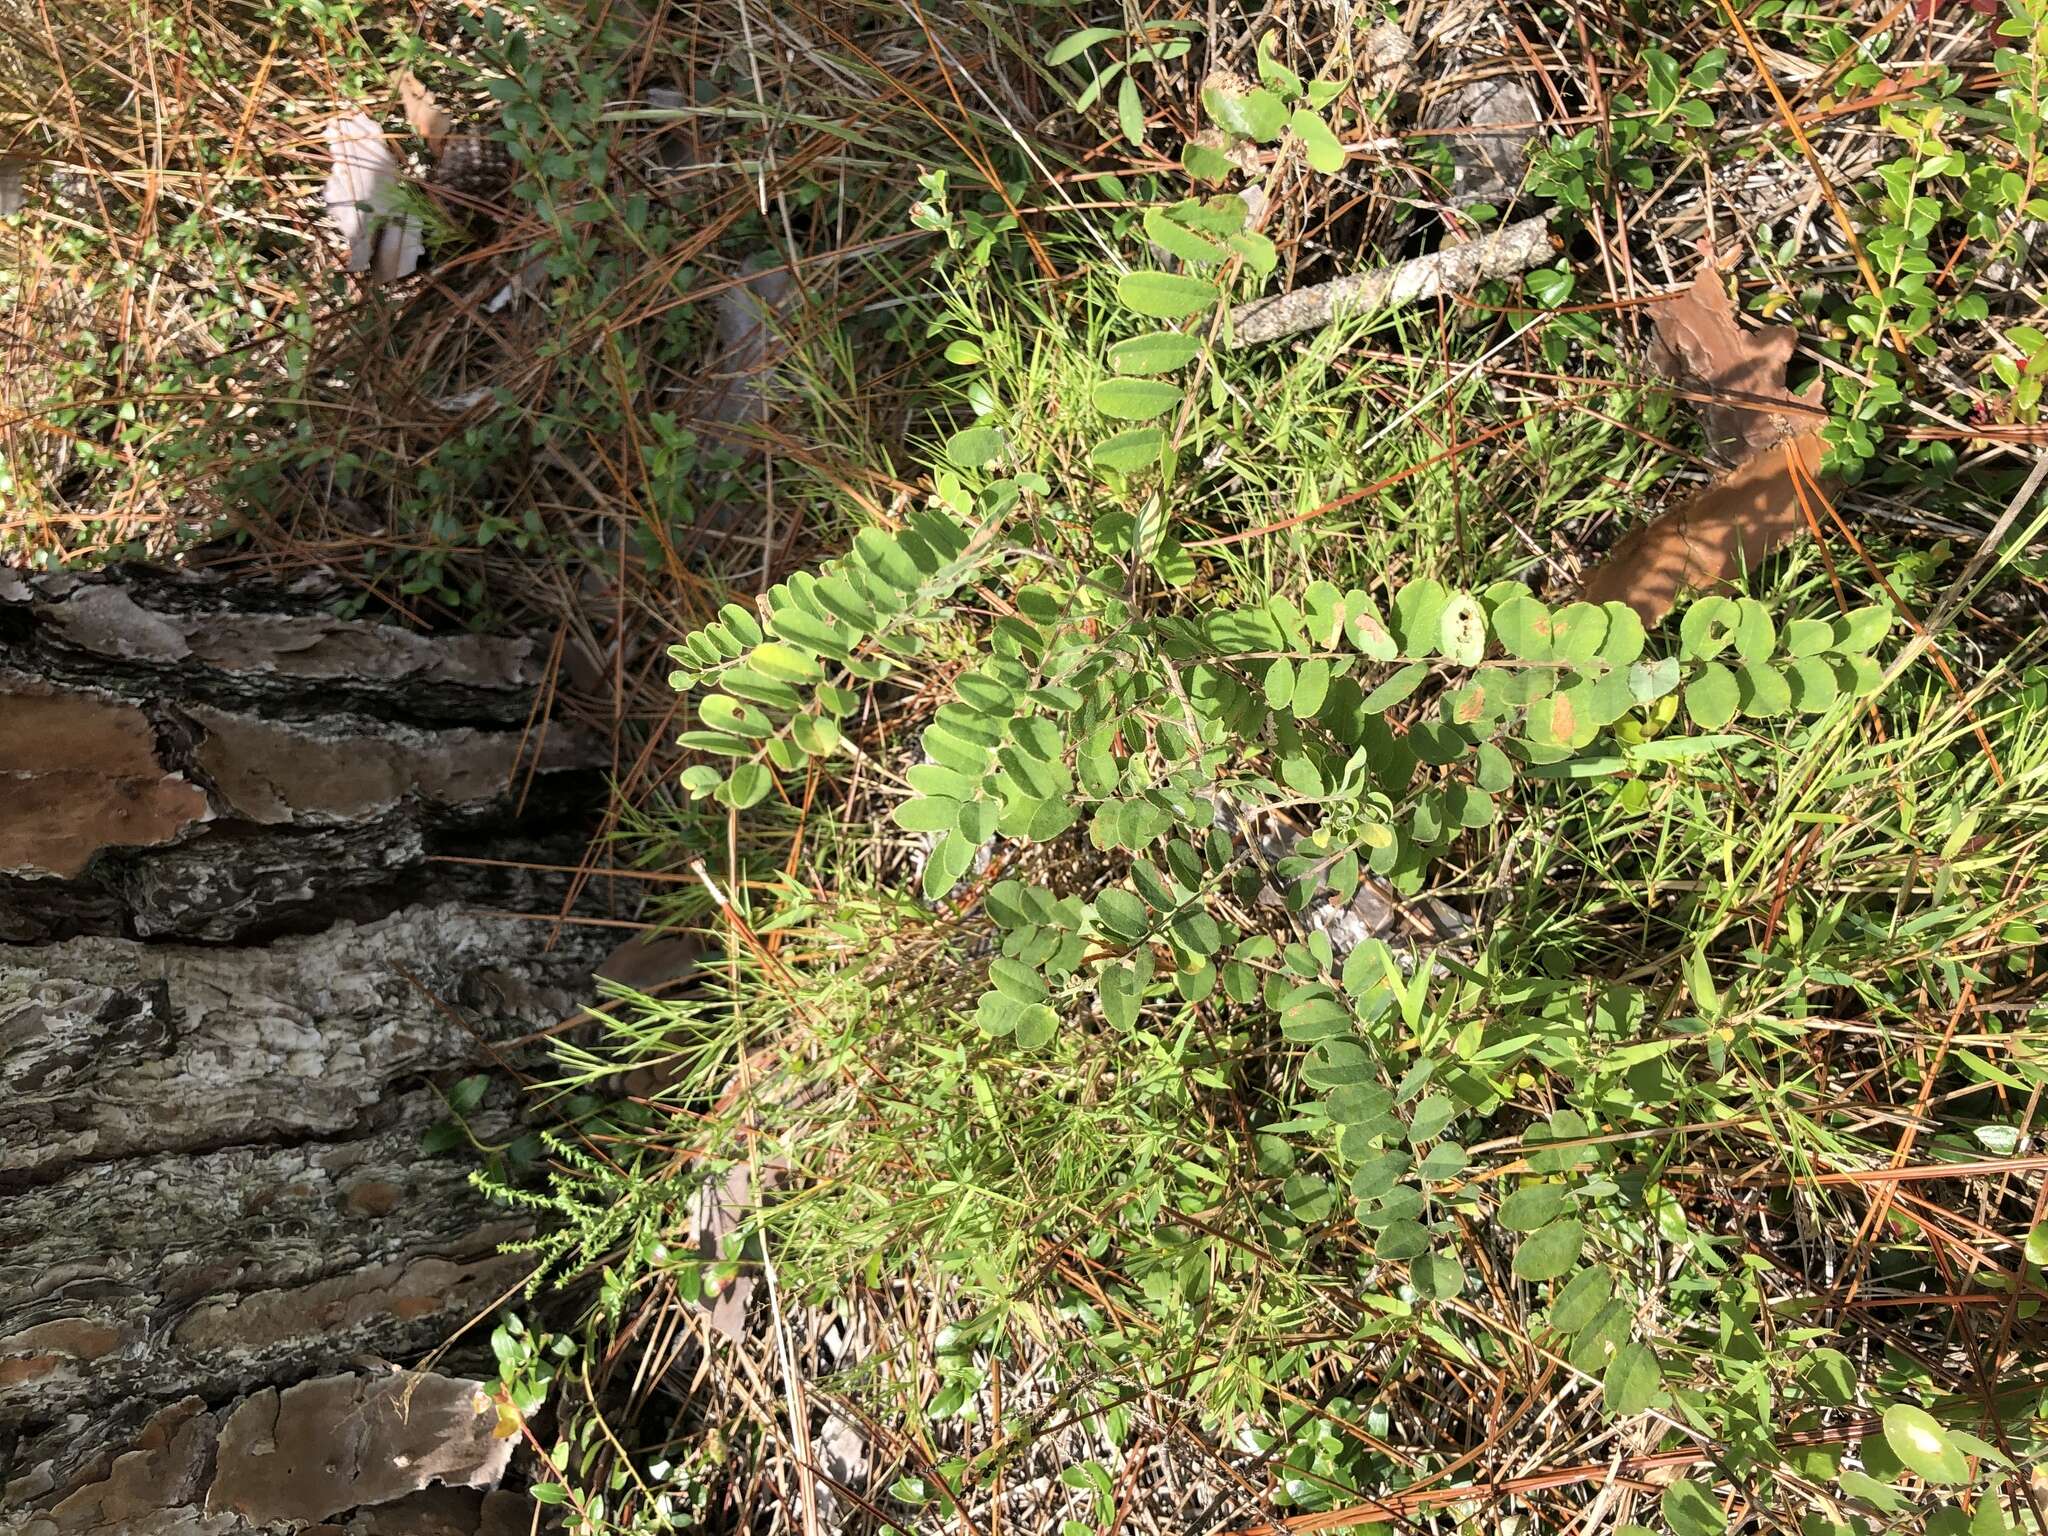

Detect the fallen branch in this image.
[1228,216,1554,347]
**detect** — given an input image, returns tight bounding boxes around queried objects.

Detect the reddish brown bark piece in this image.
[0,683,210,878]
[1580,258,1831,622]
[1582,430,1825,623]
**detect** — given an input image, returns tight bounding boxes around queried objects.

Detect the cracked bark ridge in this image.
[1,904,601,1499]
[13,1376,534,1536]
[1,564,618,1530]
[0,564,607,942]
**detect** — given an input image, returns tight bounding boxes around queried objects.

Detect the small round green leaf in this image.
[1604,1340,1661,1416]
[724,762,773,809]
[1264,657,1295,709]
[1289,107,1345,173]
[1360,661,1429,714]
[1512,1218,1585,1281]
[1629,656,1680,702]
[1787,654,1840,712]
[892,795,960,833]
[1292,657,1331,719]
[1684,663,1740,729]
[1202,83,1287,141]
[1499,1183,1569,1232]
[1093,426,1167,474]
[1735,661,1791,718]
[2027,1221,2048,1268]
[945,424,1003,469]
[1095,887,1150,940]
[1732,598,1776,663]
[1678,595,1740,660]
[1013,1003,1058,1049]
[1410,1249,1465,1300]
[1373,1218,1430,1260]
[1548,1266,1613,1333]
[1439,594,1486,666]
[1660,1481,1726,1536]
[1143,205,1228,265]
[1492,596,1554,661]
[1550,602,1608,666]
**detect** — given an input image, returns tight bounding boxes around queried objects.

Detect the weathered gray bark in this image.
[1,566,615,1533]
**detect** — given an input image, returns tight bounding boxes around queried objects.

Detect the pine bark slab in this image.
[1,565,616,1532]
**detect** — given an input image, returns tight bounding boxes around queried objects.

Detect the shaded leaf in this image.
[1093,377,1183,421]
[1512,1219,1585,1280]
[1108,331,1202,374]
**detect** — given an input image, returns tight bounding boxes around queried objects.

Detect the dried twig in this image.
[1227,217,1554,347]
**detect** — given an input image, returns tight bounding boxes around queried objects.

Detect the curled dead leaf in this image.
[1583,430,1825,622]
[396,69,452,157]
[1648,260,1820,462]
[1580,253,1834,622]
[322,111,422,282]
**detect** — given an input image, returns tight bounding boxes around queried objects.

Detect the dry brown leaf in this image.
[1580,256,1832,622]
[1582,430,1824,622]
[395,69,452,157]
[690,1161,756,1343]
[322,112,422,281]
[1648,261,1817,462]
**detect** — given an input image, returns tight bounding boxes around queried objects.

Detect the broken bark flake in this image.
[22,1374,517,1535]
[0,680,210,879]
[5,571,545,721]
[1,1103,534,1484]
[1228,216,1554,348]
[1581,430,1826,623]
[205,1372,511,1526]
[0,902,597,1180]
[188,705,588,827]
